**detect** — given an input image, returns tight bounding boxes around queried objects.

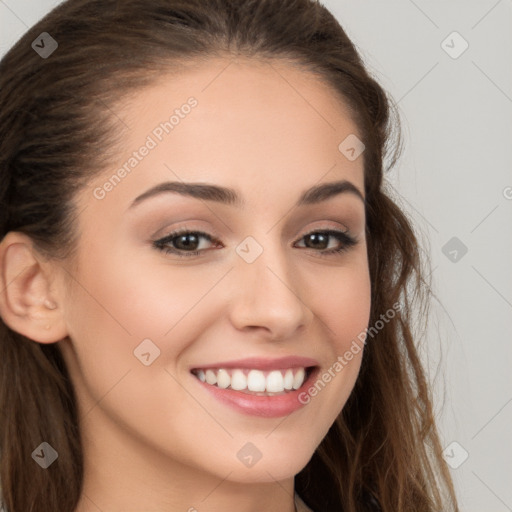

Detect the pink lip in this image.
[191,365,320,418]
[190,356,319,371]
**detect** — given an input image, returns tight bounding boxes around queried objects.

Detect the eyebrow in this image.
[129,179,365,209]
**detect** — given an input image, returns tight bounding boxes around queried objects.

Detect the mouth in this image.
[190,366,315,396]
[189,357,320,418]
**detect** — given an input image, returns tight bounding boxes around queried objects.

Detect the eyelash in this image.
[152,228,358,258]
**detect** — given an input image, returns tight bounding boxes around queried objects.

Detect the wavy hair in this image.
[0,1,459,510]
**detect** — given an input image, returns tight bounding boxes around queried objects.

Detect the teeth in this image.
[247,369,267,392]
[193,367,309,394]
[292,368,305,390]
[231,369,247,390]
[266,370,284,393]
[205,369,217,385]
[283,369,294,390]
[217,369,230,389]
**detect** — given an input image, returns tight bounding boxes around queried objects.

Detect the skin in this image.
[0,57,371,512]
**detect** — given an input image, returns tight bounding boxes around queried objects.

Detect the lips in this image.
[189,356,319,417]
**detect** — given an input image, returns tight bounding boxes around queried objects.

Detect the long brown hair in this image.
[0,1,459,511]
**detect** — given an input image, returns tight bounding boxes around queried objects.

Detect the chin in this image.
[207,440,317,484]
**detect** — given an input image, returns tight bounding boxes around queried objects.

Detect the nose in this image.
[228,240,313,340]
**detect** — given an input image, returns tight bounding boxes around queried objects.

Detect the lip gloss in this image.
[193,366,319,418]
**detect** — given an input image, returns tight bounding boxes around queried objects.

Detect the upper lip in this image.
[190,356,319,371]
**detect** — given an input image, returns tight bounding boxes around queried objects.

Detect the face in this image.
[57,57,371,487]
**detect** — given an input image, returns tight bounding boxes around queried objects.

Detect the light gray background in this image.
[1,1,511,510]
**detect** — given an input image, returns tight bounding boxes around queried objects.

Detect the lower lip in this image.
[192,367,319,418]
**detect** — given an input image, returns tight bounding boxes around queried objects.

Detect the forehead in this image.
[82,57,365,215]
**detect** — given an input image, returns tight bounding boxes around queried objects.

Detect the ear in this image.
[0,231,68,343]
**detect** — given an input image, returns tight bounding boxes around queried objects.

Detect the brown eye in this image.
[303,232,330,250]
[295,229,357,255]
[153,230,220,257]
[173,232,202,251]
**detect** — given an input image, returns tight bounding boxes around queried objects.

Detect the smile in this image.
[191,367,312,395]
[189,356,319,417]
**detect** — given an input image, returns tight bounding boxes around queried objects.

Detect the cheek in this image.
[299,258,371,418]
[66,247,225,346]
[61,251,237,427]
[61,255,226,450]
[310,256,372,350]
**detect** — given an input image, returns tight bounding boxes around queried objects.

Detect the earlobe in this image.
[0,232,68,343]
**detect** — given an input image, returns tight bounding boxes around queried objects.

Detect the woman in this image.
[0,0,459,511]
